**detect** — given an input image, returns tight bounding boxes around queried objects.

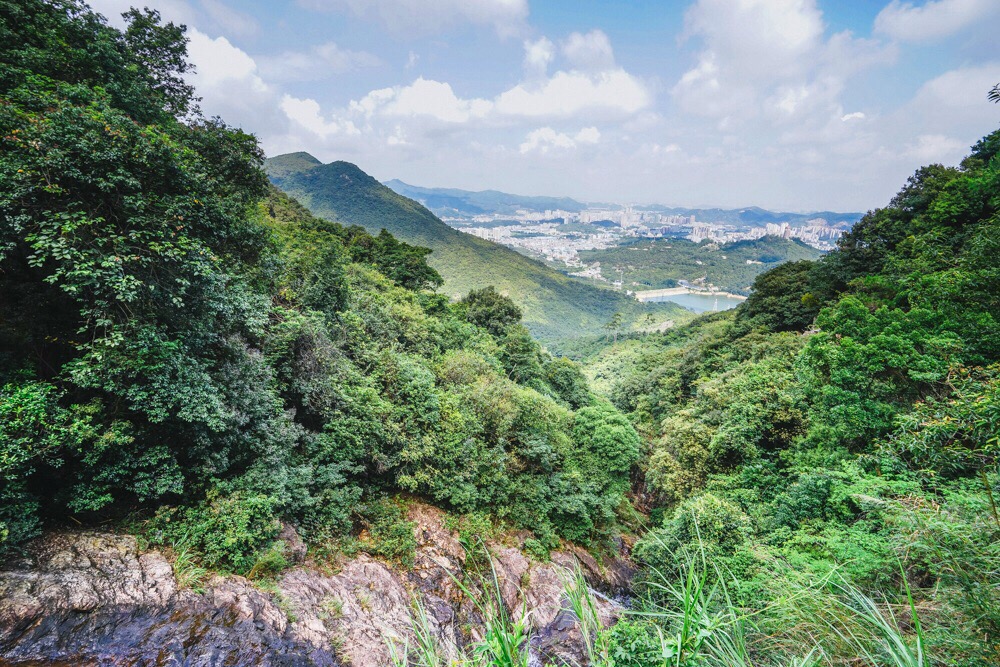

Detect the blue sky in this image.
[90,0,999,211]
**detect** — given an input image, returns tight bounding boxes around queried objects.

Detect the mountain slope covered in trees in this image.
[0,0,641,568]
[580,127,1000,666]
[577,235,823,294]
[266,153,686,343]
[3,2,1000,666]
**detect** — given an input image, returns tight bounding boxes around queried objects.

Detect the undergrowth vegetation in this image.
[582,124,1000,665]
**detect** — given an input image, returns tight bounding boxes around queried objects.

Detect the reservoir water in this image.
[645,292,745,313]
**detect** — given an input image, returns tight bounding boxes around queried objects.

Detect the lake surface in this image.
[645,292,745,313]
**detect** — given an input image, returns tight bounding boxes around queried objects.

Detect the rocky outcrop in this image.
[0,532,333,666]
[0,504,631,666]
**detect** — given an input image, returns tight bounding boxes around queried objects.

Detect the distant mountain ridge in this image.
[384,179,588,216]
[266,153,685,343]
[383,180,861,226]
[636,205,861,227]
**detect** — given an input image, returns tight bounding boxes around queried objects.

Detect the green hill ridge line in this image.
[265,152,684,343]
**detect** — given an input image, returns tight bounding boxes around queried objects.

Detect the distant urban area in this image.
[384,180,860,307]
[448,205,849,269]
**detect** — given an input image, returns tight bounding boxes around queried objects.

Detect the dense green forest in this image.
[576,236,823,295]
[266,152,686,344]
[2,2,1000,666]
[582,130,1000,664]
[0,0,641,567]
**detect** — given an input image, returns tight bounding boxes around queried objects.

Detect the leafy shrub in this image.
[602,619,669,667]
[634,493,753,576]
[544,357,593,409]
[572,403,643,486]
[461,286,522,338]
[736,260,823,333]
[149,493,281,574]
[647,414,713,504]
[358,498,417,568]
[247,542,291,581]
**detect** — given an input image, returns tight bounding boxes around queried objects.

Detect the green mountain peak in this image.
[265,155,681,343]
[265,151,323,179]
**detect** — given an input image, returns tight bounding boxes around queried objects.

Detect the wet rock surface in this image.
[0,504,630,666]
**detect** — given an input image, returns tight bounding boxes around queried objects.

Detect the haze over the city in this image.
[88,0,999,211]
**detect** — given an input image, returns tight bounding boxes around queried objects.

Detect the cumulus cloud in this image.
[519,126,601,154]
[353,78,493,123]
[523,37,555,77]
[682,0,823,81]
[900,63,1000,134]
[673,0,894,130]
[561,30,616,72]
[649,143,681,155]
[257,42,380,82]
[342,32,650,127]
[875,0,1000,42]
[281,95,360,138]
[107,0,997,213]
[187,29,266,91]
[200,0,259,38]
[496,69,650,118]
[296,0,529,36]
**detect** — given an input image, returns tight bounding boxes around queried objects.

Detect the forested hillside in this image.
[577,236,823,294]
[0,0,641,568]
[3,2,1000,666]
[582,129,1000,665]
[266,153,686,343]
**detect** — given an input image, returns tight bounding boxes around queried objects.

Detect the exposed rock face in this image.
[0,504,630,666]
[0,532,332,666]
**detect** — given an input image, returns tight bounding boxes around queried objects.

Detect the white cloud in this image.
[519,126,601,154]
[905,134,967,161]
[900,63,1000,135]
[682,0,824,81]
[338,31,649,130]
[523,37,555,76]
[187,29,265,90]
[181,29,309,156]
[200,0,259,38]
[354,78,493,123]
[139,0,995,214]
[86,0,198,26]
[496,69,650,118]
[561,30,615,72]
[387,126,410,146]
[281,95,360,138]
[652,143,681,154]
[875,0,1000,42]
[257,42,380,82]
[673,0,894,129]
[296,0,529,36]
